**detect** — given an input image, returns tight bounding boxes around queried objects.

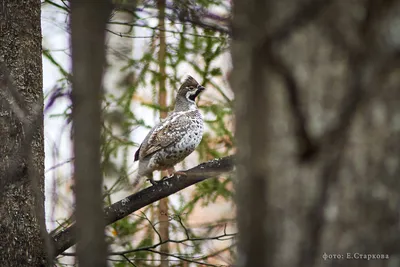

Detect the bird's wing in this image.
[136,112,191,160]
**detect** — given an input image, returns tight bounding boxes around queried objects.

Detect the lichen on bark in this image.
[0,1,45,266]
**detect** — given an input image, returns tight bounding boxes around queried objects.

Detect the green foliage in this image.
[43,0,235,266]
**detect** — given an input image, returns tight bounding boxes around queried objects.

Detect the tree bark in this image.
[0,0,45,266]
[233,0,400,267]
[70,1,112,266]
[52,156,234,256]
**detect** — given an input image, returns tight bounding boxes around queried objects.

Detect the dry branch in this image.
[52,155,235,256]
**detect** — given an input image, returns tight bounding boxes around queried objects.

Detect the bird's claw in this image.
[166,171,186,178]
[148,176,167,186]
[174,171,187,177]
[148,171,187,186]
[148,178,160,186]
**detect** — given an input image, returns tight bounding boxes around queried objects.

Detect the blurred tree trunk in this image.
[0,0,45,266]
[233,1,400,267]
[157,0,170,266]
[70,1,111,266]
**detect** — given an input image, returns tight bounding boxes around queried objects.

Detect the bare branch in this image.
[52,156,235,256]
[67,231,236,256]
[45,158,74,173]
[138,211,162,243]
[113,0,231,36]
[195,243,236,261]
[107,243,235,267]
[175,15,231,36]
[145,249,227,267]
[122,254,137,267]
[175,214,190,240]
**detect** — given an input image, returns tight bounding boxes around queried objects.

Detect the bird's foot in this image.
[165,171,187,178]
[174,171,187,177]
[166,167,187,178]
[147,177,162,186]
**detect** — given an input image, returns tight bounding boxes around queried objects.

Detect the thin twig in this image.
[122,254,137,267]
[139,211,163,243]
[146,249,227,267]
[45,158,74,173]
[107,232,236,255]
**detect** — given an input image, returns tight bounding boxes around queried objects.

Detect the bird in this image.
[132,75,205,187]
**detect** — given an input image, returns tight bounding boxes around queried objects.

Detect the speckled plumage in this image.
[133,76,205,187]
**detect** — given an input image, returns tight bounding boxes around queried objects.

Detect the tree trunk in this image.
[70,0,112,266]
[233,1,400,267]
[157,0,170,266]
[0,0,45,266]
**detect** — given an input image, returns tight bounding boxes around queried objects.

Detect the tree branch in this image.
[61,232,236,256]
[52,155,235,256]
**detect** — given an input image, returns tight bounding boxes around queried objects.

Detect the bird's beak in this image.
[197,85,205,92]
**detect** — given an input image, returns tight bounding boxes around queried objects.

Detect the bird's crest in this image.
[181,75,199,88]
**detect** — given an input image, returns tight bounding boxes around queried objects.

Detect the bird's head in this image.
[174,76,205,111]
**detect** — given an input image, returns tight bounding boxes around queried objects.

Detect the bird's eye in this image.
[188,86,195,90]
